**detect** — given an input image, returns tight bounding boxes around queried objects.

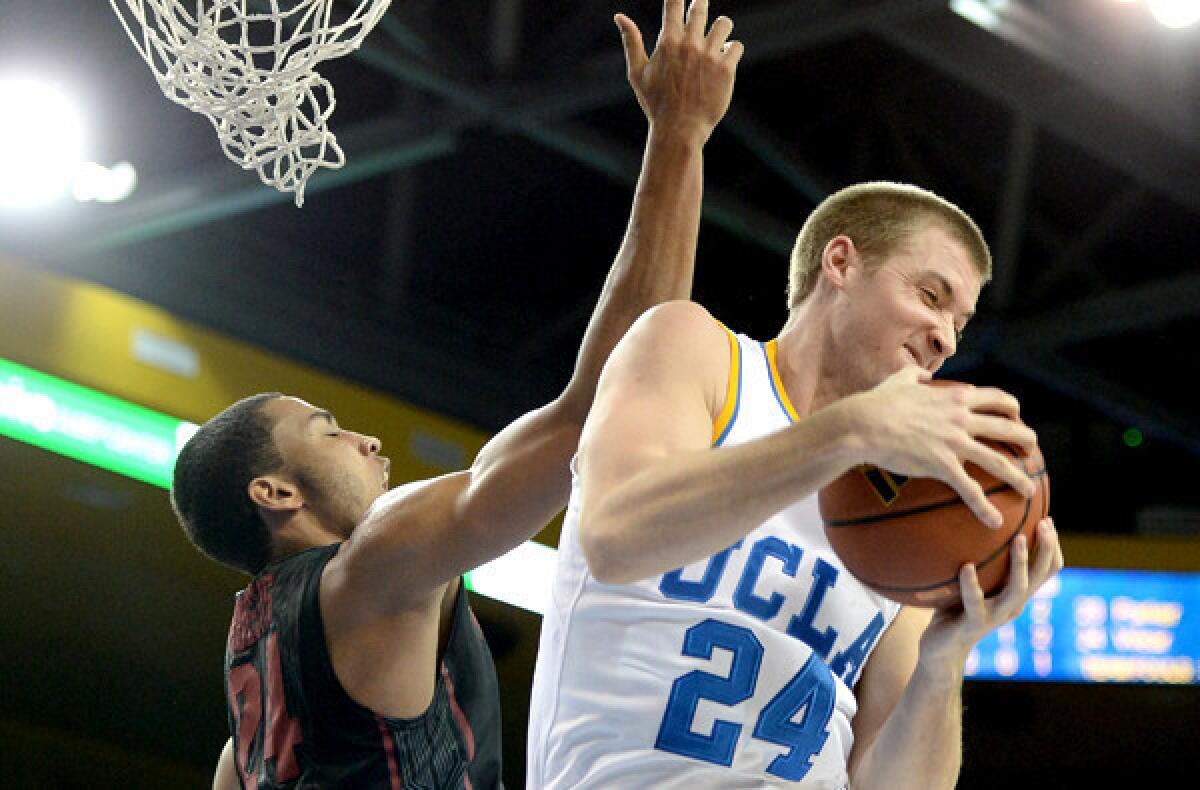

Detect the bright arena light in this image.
[1147,0,1200,28]
[73,161,138,203]
[0,77,85,208]
[950,0,1008,30]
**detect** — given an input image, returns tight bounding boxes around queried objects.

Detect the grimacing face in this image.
[829,223,981,395]
[262,396,391,536]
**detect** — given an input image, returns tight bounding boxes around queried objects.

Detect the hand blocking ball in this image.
[818,381,1049,608]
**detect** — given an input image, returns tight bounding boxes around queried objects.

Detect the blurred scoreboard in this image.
[966,567,1200,684]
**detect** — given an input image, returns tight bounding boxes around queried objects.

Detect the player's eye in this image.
[920,287,938,304]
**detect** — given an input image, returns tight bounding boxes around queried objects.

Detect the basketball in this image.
[818,387,1050,608]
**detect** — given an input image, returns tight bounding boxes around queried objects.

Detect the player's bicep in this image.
[576,302,727,541]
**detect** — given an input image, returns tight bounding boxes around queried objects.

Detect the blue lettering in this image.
[829,612,886,687]
[754,653,836,780]
[659,540,744,603]
[786,558,841,659]
[655,619,762,766]
[733,537,802,621]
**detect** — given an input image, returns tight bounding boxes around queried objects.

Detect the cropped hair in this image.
[787,182,992,308]
[171,393,283,574]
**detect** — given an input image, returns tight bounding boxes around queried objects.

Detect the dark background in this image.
[1,0,1197,786]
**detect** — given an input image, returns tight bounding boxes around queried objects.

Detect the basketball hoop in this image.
[110,1,393,206]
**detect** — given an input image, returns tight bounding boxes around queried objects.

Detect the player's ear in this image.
[820,235,858,291]
[248,474,304,513]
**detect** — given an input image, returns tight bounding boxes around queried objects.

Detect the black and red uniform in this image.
[224,544,503,788]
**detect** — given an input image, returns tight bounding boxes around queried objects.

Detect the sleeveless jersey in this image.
[527,329,903,789]
[224,543,503,789]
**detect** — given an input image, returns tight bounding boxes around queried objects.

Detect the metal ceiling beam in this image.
[530,0,614,72]
[723,109,832,206]
[61,115,465,258]
[1028,186,1146,302]
[971,0,1198,152]
[877,98,939,187]
[65,0,946,259]
[1007,272,1200,349]
[509,0,949,123]
[990,112,1037,312]
[379,88,428,312]
[879,13,1200,215]
[490,0,523,75]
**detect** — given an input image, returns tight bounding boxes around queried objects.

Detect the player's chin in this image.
[884,358,920,381]
[899,345,923,370]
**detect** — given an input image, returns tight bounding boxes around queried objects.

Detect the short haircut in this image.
[787,182,992,308]
[171,393,283,575]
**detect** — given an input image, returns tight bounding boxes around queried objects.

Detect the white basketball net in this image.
[111,0,392,206]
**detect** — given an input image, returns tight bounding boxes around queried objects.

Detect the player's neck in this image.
[267,510,343,563]
[774,301,840,418]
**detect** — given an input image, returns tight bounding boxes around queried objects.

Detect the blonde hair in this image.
[787,182,992,308]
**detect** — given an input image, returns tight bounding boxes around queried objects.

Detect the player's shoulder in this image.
[609,301,733,412]
[638,298,719,329]
[628,299,728,350]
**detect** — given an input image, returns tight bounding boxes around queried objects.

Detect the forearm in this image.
[560,127,704,415]
[851,661,965,790]
[584,398,863,582]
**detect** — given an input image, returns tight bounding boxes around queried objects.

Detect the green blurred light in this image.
[0,356,195,489]
[0,355,558,613]
[2,354,1183,641]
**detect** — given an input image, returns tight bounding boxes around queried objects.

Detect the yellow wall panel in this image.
[0,255,488,481]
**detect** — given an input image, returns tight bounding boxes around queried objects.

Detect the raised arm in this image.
[334,0,743,601]
[559,0,742,417]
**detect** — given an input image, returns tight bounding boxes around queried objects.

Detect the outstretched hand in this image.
[615,0,744,143]
[918,517,1065,673]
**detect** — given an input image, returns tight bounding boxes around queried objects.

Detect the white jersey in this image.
[527,329,903,789]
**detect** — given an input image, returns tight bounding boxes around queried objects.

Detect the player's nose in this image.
[359,433,381,455]
[926,323,955,368]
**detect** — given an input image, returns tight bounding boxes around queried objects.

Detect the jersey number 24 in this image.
[655,618,835,780]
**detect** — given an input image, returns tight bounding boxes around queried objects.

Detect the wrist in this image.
[913,650,969,692]
[646,120,710,150]
[827,395,872,468]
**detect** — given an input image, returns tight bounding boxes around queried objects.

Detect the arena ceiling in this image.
[0,0,1197,785]
[3,0,1198,536]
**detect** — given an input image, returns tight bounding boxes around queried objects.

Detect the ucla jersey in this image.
[527,328,903,789]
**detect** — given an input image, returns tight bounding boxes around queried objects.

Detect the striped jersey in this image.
[527,328,903,788]
[224,543,503,788]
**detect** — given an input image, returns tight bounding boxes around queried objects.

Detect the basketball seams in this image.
[832,452,1044,595]
[823,469,1045,529]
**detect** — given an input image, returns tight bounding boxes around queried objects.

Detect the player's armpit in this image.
[576,300,730,582]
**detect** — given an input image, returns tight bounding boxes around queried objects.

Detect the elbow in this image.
[580,518,638,585]
[549,386,594,432]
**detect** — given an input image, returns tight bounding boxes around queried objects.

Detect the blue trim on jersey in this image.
[760,342,796,424]
[713,340,743,447]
